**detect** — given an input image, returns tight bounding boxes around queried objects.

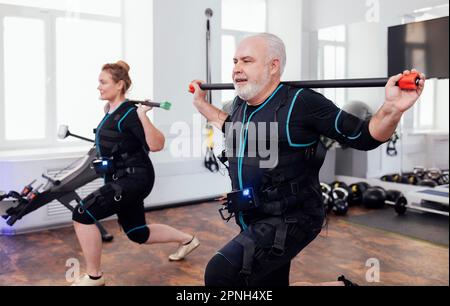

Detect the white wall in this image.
[435,79,450,131]
[346,22,386,109]
[300,0,316,80]
[123,0,154,100]
[153,0,221,129]
[151,0,230,199]
[267,0,303,81]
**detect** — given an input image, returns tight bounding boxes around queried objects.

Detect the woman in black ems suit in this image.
[71,61,200,286]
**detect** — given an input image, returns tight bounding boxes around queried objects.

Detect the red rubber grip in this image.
[398,72,420,90]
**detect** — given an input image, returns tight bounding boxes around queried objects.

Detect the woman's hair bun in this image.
[116,60,130,72]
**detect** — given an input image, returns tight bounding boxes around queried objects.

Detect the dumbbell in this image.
[385,190,408,215]
[424,168,444,186]
[413,166,426,179]
[392,174,403,183]
[381,174,393,182]
[417,179,438,187]
[380,174,402,183]
[438,172,449,185]
[400,172,419,185]
[426,168,442,180]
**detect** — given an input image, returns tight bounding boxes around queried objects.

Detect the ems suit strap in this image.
[233,216,295,279]
[259,217,291,256]
[272,221,288,256]
[109,183,123,201]
[257,198,290,215]
[113,167,149,180]
[99,129,128,139]
[234,235,256,278]
[258,179,303,215]
[80,190,103,213]
[78,183,123,214]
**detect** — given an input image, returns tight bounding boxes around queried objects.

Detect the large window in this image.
[0,1,123,149]
[221,0,267,104]
[56,18,122,138]
[414,79,435,129]
[317,25,346,107]
[4,17,46,141]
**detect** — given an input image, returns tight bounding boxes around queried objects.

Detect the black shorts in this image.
[72,166,155,234]
[206,211,324,286]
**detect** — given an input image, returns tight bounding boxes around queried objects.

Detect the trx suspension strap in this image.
[203,8,219,173]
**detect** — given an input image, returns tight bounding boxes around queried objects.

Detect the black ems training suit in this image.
[204,85,384,286]
[72,100,155,244]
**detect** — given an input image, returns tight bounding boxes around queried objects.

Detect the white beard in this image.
[234,68,271,101]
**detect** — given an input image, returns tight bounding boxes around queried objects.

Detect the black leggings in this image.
[72,168,155,244]
[204,213,323,287]
[205,253,291,286]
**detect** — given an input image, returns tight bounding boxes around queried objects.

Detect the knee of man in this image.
[126,226,150,244]
[205,253,237,286]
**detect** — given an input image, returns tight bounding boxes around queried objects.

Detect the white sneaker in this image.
[168,236,200,261]
[71,274,106,286]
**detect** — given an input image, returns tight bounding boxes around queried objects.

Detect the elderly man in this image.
[190,33,425,286]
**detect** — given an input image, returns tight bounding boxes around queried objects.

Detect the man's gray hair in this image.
[244,33,286,76]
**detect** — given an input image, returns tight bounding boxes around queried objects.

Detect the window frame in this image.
[413,78,436,130]
[317,25,348,107]
[406,13,444,132]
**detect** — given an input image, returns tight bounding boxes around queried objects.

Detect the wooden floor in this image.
[0,201,448,286]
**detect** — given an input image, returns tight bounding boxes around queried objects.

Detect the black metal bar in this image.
[199,77,391,91]
[128,100,171,111]
[129,100,160,107]
[68,132,95,143]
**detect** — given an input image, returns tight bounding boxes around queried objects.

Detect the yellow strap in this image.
[206,126,214,149]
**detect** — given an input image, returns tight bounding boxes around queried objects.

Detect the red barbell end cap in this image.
[398,72,420,90]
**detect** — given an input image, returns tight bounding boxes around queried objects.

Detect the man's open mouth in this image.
[234,78,248,85]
